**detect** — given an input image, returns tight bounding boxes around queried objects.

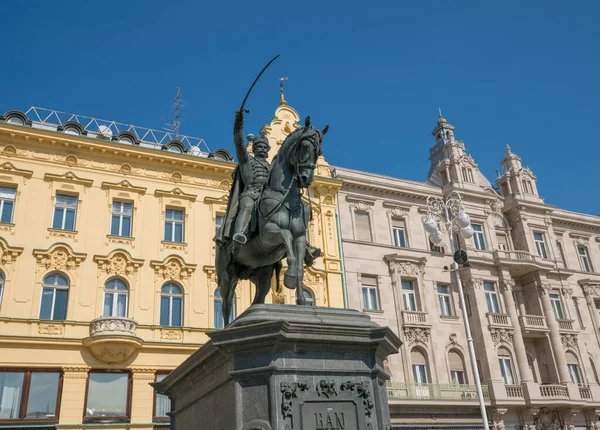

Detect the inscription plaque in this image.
[301,401,359,430]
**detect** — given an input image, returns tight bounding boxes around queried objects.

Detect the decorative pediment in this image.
[204,195,229,205]
[303,267,327,285]
[155,187,197,202]
[0,161,33,178]
[150,255,197,281]
[101,180,147,195]
[404,327,430,345]
[93,250,144,275]
[33,243,87,270]
[490,328,513,346]
[0,237,23,264]
[383,202,410,218]
[384,255,427,278]
[44,171,93,187]
[346,195,376,211]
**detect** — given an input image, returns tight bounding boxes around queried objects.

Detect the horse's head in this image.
[283,116,329,189]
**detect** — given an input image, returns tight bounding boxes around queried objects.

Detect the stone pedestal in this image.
[155,305,401,430]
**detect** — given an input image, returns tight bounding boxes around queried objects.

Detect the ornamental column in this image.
[537,283,571,384]
[58,367,90,425]
[130,368,157,423]
[500,279,532,383]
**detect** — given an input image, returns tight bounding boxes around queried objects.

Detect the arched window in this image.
[303,288,314,306]
[527,354,538,383]
[411,347,430,398]
[160,283,183,327]
[40,273,69,321]
[589,357,600,385]
[0,271,4,310]
[103,278,128,318]
[448,349,467,384]
[498,347,515,385]
[214,288,235,329]
[566,351,584,386]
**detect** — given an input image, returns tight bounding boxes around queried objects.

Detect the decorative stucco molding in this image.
[0,161,33,178]
[44,171,93,187]
[155,187,197,202]
[93,250,144,276]
[33,243,87,271]
[490,328,513,346]
[150,255,197,282]
[101,179,147,194]
[0,237,23,265]
[561,334,578,349]
[404,327,430,345]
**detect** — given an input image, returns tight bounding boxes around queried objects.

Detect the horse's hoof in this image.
[283,273,297,290]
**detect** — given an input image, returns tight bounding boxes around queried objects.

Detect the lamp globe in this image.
[460,225,474,239]
[423,217,438,234]
[456,210,471,228]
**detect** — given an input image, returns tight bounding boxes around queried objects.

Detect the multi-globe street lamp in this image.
[423,191,490,430]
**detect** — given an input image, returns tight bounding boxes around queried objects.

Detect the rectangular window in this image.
[472,224,486,250]
[52,194,77,231]
[0,186,16,224]
[550,293,565,320]
[461,167,474,183]
[484,282,501,313]
[412,364,428,384]
[391,218,407,247]
[354,211,373,242]
[533,232,548,259]
[568,364,583,386]
[110,201,133,237]
[496,234,509,251]
[85,372,129,421]
[437,284,454,316]
[578,246,592,272]
[522,180,534,194]
[0,370,60,421]
[164,208,184,243]
[429,240,445,253]
[154,374,171,419]
[498,357,515,385]
[361,276,379,311]
[451,370,466,385]
[215,215,224,235]
[402,280,417,311]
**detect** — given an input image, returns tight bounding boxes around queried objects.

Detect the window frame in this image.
[0,368,63,425]
[361,276,380,311]
[0,186,16,224]
[52,193,78,231]
[39,273,69,321]
[533,232,548,259]
[402,280,417,311]
[110,200,133,237]
[153,372,171,422]
[549,293,565,320]
[164,208,185,243]
[102,278,129,318]
[83,370,132,423]
[484,282,501,314]
[472,224,486,250]
[215,214,224,235]
[160,283,184,327]
[498,353,516,385]
[568,363,584,387]
[391,217,407,248]
[450,370,466,385]
[437,284,455,317]
[577,246,593,273]
[354,210,373,242]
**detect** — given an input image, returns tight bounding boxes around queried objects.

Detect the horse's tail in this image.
[274,260,283,294]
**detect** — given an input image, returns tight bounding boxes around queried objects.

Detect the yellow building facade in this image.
[0,102,343,429]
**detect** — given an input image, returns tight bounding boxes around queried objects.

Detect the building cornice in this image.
[101,180,147,194]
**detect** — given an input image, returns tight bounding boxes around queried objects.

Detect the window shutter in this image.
[566,352,579,365]
[448,350,464,371]
[411,348,427,365]
[355,211,372,242]
[392,218,405,229]
[361,275,377,288]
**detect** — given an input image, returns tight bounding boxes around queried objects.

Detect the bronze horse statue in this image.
[216,116,328,325]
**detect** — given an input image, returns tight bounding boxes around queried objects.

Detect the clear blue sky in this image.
[1,1,599,215]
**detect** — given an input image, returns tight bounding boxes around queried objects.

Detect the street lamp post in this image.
[423,191,490,430]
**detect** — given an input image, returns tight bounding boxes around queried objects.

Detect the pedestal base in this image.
[155,305,401,430]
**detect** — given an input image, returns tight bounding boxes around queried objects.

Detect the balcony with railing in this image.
[505,385,524,398]
[557,319,575,332]
[539,384,569,399]
[579,386,592,400]
[386,382,489,402]
[492,249,555,276]
[519,314,550,337]
[487,312,512,328]
[83,317,143,364]
[401,310,430,327]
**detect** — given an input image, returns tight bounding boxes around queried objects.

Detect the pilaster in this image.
[58,366,90,424]
[131,368,157,422]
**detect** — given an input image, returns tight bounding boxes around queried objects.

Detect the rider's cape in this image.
[214,166,242,246]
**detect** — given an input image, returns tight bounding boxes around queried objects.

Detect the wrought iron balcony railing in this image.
[386,382,489,401]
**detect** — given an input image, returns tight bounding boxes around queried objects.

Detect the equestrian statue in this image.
[214,56,328,326]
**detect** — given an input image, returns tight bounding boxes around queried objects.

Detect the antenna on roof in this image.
[163,87,189,139]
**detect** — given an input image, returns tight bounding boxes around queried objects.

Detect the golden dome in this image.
[437,113,447,126]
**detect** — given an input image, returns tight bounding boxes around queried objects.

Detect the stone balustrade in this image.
[386,382,489,401]
[487,312,512,327]
[89,316,138,336]
[579,386,592,400]
[505,385,524,398]
[539,384,569,398]
[401,310,429,326]
[557,319,575,331]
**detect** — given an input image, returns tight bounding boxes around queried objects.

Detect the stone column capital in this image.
[500,279,515,292]
[536,282,551,295]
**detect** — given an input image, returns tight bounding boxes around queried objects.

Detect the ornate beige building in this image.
[0,102,343,429]
[337,114,600,430]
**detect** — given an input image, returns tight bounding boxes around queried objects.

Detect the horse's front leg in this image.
[263,221,297,290]
[293,235,308,305]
